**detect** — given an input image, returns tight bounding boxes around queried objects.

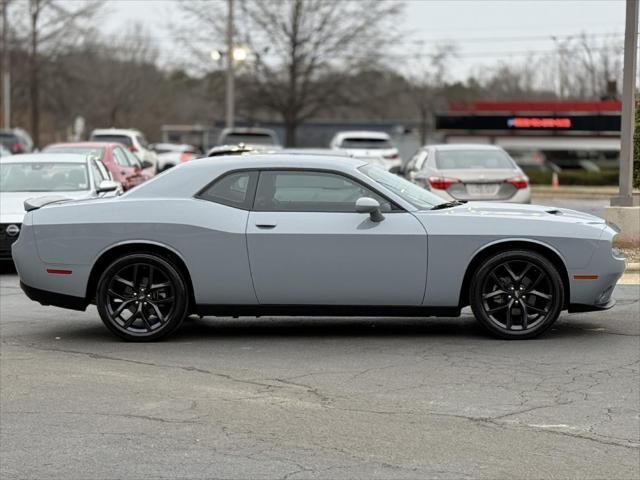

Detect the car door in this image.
[246,169,428,306]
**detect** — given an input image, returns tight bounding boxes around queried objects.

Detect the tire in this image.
[96,253,189,341]
[470,250,564,339]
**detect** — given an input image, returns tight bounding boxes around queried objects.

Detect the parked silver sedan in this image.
[12,154,624,341]
[405,144,531,203]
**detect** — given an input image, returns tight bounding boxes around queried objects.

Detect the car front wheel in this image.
[470,250,564,339]
[96,253,188,341]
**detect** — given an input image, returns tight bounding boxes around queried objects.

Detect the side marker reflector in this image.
[47,269,72,275]
[573,275,599,280]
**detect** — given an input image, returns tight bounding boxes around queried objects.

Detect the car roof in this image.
[45,142,118,149]
[191,152,366,170]
[0,153,89,164]
[429,143,505,151]
[279,148,350,156]
[91,128,142,136]
[220,127,276,135]
[333,130,391,140]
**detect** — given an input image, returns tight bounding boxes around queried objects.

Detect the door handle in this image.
[255,223,277,229]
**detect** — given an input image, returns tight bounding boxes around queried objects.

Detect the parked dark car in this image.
[0,129,33,154]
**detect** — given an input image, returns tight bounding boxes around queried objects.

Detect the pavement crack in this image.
[3,340,274,389]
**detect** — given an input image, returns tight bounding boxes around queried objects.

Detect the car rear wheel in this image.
[96,253,188,341]
[470,250,564,339]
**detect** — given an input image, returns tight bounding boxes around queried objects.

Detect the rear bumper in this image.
[429,186,532,204]
[20,281,88,311]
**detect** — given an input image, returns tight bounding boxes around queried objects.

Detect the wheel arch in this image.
[85,241,195,310]
[458,239,570,309]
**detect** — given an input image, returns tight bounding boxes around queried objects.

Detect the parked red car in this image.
[43,142,153,190]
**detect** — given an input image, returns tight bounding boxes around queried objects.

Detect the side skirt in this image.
[194,304,462,318]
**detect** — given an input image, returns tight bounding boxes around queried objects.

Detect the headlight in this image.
[612,247,626,259]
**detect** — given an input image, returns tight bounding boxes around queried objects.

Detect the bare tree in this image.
[405,43,456,145]
[238,0,402,145]
[176,0,403,145]
[11,0,101,146]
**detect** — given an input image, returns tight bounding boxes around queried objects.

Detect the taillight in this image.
[11,143,23,153]
[507,175,529,189]
[179,152,193,162]
[129,145,137,153]
[428,176,460,190]
[384,153,399,160]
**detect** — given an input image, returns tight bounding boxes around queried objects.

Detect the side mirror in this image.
[97,179,119,194]
[140,160,153,169]
[355,197,385,222]
[388,165,401,175]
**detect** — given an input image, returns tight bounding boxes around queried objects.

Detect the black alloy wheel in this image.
[96,253,188,341]
[470,250,564,339]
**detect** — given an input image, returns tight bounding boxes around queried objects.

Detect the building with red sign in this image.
[435,101,621,170]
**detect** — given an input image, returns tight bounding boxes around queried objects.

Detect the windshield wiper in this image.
[430,200,467,210]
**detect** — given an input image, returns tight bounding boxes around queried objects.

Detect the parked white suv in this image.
[329,131,401,171]
[90,128,159,172]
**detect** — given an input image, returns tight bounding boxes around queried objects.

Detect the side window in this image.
[90,160,106,188]
[136,135,149,148]
[124,149,142,168]
[415,150,429,170]
[254,170,393,212]
[96,160,111,180]
[113,148,129,167]
[197,171,257,209]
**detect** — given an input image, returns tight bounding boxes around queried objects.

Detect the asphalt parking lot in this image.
[1,268,638,479]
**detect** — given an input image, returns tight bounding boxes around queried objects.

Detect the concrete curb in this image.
[627,262,640,272]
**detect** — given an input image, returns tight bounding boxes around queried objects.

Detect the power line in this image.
[401,31,624,45]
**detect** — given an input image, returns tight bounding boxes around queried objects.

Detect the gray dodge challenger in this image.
[12,154,625,341]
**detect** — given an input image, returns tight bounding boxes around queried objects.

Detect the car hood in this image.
[422,201,606,225]
[0,191,92,223]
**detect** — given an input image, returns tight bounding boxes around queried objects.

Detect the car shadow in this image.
[45,314,608,344]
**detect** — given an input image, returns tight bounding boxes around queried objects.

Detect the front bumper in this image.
[568,228,626,310]
[568,299,616,313]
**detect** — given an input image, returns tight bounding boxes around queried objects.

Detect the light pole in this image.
[550,35,572,100]
[225,0,234,129]
[611,0,639,207]
[1,0,10,129]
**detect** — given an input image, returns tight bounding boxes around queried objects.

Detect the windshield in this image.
[436,150,515,170]
[359,164,442,210]
[0,162,89,192]
[223,133,276,145]
[45,146,104,161]
[340,138,392,149]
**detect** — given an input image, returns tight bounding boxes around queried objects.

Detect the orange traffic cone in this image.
[551,172,559,189]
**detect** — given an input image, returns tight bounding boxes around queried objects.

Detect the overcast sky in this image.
[103,0,628,80]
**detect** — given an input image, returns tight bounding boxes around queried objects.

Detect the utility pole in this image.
[612,0,639,206]
[225,0,235,129]
[1,0,10,129]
